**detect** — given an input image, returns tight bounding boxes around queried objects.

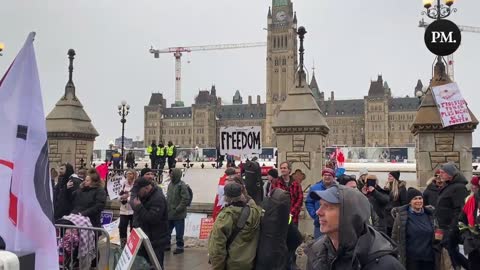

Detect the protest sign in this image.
[107,173,125,200]
[432,82,472,127]
[172,213,207,238]
[100,211,113,226]
[115,228,160,270]
[199,218,215,240]
[220,126,262,156]
[102,218,121,246]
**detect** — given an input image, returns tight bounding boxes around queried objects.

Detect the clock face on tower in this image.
[276,11,287,22]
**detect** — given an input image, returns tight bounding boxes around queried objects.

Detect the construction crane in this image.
[149,42,267,107]
[419,18,480,80]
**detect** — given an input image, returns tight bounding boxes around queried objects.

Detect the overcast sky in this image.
[1,0,480,148]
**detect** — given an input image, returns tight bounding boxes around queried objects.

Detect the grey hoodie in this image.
[305,186,405,270]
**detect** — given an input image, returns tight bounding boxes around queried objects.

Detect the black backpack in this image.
[255,188,291,270]
[181,181,193,206]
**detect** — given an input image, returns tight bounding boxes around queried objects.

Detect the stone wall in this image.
[48,138,95,170]
[416,131,472,187]
[276,133,325,187]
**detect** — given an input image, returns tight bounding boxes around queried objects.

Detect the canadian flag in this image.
[0,32,58,269]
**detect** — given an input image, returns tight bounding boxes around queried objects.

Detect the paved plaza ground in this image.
[162,247,308,270]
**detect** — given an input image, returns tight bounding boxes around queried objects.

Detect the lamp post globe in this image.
[118,101,130,169]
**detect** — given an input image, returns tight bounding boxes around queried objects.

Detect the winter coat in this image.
[458,193,480,255]
[244,160,263,205]
[53,164,80,220]
[384,181,408,230]
[435,173,469,235]
[423,182,440,208]
[391,205,436,267]
[305,186,404,270]
[270,176,303,224]
[69,183,107,228]
[208,202,262,270]
[167,168,190,220]
[132,185,169,249]
[366,186,390,233]
[305,181,327,227]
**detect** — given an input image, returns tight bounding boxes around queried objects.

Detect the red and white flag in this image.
[0,32,58,269]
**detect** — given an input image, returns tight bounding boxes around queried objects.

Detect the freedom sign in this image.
[431,82,472,128]
[219,126,262,156]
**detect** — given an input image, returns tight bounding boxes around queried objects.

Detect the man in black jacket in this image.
[437,162,469,269]
[132,177,169,269]
[305,185,404,270]
[54,163,80,220]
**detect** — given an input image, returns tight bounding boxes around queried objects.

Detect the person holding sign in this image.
[131,177,169,269]
[118,169,136,248]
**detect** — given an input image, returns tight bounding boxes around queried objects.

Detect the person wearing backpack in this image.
[166,168,191,254]
[208,183,262,270]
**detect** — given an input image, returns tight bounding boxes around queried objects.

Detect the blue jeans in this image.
[169,219,185,249]
[314,226,322,240]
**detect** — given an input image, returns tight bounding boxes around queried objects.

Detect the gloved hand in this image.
[288,214,293,225]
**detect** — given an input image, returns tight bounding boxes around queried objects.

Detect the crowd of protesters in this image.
[50,160,191,269]
[207,159,480,270]
[50,156,480,270]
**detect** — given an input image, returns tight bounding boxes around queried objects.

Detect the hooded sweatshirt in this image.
[305,186,404,270]
[167,168,190,220]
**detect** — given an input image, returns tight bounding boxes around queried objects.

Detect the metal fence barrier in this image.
[55,224,110,270]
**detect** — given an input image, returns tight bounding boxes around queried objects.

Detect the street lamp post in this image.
[118,101,130,169]
[417,0,457,101]
[422,0,456,20]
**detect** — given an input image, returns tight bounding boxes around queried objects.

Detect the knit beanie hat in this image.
[337,175,355,186]
[389,171,401,181]
[224,183,242,202]
[359,168,368,177]
[441,163,458,177]
[267,169,279,179]
[140,167,152,177]
[407,187,423,202]
[471,176,479,187]
[322,168,335,177]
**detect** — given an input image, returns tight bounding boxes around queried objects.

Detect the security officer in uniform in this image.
[166,141,176,169]
[157,142,167,170]
[147,141,158,169]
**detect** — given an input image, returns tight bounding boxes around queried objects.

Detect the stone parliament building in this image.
[144,0,421,149]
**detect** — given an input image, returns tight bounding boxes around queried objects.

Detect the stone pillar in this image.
[411,59,477,187]
[272,27,329,187]
[46,49,98,171]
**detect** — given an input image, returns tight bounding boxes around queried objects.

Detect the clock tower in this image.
[265,0,298,147]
